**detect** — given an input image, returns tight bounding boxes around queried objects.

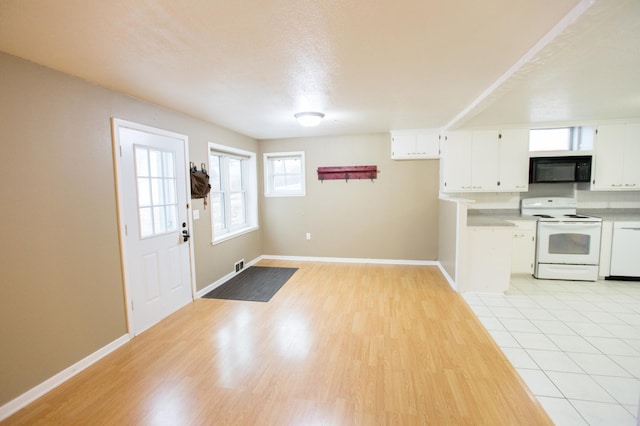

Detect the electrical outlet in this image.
[234,259,245,273]
[306,232,311,240]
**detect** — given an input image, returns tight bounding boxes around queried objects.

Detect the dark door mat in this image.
[202,266,298,302]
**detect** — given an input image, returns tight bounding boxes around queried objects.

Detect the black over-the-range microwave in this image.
[529,155,592,184]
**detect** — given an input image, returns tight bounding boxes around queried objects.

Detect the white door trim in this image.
[111,118,196,337]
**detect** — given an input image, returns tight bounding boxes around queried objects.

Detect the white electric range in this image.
[521,197,602,281]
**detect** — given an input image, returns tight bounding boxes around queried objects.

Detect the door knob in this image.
[182,229,190,242]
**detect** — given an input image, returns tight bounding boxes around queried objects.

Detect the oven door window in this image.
[548,233,591,255]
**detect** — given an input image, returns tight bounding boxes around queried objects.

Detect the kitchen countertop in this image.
[467,208,640,226]
[578,208,640,221]
[467,209,536,227]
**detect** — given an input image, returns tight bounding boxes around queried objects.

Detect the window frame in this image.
[208,143,258,245]
[263,151,306,197]
[529,126,594,152]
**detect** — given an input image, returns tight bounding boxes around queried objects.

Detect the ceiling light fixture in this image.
[294,111,325,127]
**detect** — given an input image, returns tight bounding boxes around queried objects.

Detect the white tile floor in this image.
[464,276,640,426]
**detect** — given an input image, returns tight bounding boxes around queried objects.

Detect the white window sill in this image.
[264,192,306,198]
[211,225,259,246]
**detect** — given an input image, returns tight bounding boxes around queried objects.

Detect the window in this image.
[209,143,258,243]
[263,151,306,197]
[529,126,594,152]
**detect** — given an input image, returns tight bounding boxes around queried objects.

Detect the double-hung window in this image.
[209,143,258,243]
[263,151,306,197]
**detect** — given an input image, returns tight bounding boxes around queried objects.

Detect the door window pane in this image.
[151,178,164,204]
[135,147,150,177]
[165,206,177,232]
[163,151,175,177]
[139,207,153,238]
[164,181,176,204]
[149,150,163,177]
[137,178,151,207]
[153,206,167,234]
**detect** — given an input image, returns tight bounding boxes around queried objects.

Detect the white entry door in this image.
[112,119,194,335]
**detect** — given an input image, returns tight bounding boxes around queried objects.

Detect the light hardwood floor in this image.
[4,261,552,425]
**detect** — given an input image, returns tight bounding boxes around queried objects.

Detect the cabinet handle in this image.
[624,183,637,187]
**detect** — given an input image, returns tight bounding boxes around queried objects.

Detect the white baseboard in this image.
[196,255,264,298]
[436,262,458,291]
[197,255,439,298]
[0,334,130,422]
[261,254,438,266]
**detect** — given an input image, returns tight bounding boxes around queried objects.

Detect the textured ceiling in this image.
[0,0,636,139]
[457,0,640,129]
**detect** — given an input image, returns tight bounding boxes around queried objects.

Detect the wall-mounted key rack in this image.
[317,165,378,182]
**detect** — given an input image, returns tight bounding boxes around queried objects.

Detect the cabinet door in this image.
[442,131,472,192]
[593,124,625,189]
[466,227,512,292]
[415,133,440,158]
[498,129,529,192]
[510,221,536,274]
[470,130,499,191]
[391,132,440,159]
[391,134,417,159]
[622,123,640,189]
[511,231,536,274]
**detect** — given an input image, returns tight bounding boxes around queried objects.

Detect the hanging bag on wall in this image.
[190,162,211,208]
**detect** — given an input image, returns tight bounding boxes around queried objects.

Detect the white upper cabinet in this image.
[592,123,640,190]
[441,131,473,191]
[498,129,529,192]
[390,130,440,159]
[441,129,529,193]
[470,130,500,191]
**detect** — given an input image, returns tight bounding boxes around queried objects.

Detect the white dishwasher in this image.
[610,221,640,279]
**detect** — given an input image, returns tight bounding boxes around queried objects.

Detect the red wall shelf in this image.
[317,165,378,182]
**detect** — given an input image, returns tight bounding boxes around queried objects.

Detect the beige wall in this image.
[0,52,439,408]
[0,52,261,405]
[259,134,440,260]
[438,199,461,285]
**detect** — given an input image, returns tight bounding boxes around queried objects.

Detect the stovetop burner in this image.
[521,197,602,223]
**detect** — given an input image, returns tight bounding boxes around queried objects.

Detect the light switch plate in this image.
[193,209,200,220]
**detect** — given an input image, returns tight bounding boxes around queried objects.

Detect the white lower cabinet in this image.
[510,220,536,274]
[464,227,512,293]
